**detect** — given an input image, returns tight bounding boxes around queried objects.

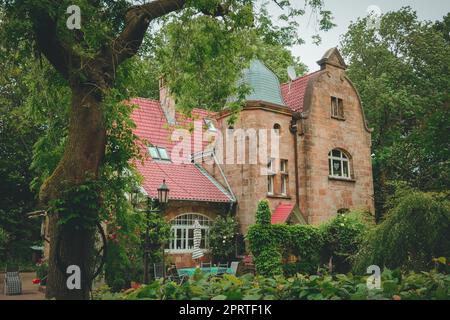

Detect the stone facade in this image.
[205,48,374,231]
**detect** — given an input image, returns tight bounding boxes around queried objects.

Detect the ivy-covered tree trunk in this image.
[41,85,106,300]
[30,1,185,300]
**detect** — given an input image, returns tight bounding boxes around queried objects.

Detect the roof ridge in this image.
[281,70,321,87]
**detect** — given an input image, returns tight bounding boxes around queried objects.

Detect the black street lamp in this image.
[143,180,170,284]
[157,180,170,204]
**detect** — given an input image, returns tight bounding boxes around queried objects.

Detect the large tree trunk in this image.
[41,85,106,300]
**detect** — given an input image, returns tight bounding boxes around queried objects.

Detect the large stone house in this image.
[131,48,374,266]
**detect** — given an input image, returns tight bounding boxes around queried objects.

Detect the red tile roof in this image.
[271,203,295,224]
[281,71,320,112]
[130,98,233,203]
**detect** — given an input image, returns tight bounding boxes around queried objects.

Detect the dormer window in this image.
[331,97,344,119]
[149,146,170,161]
[204,119,217,132]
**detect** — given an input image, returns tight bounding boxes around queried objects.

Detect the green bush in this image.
[209,215,239,263]
[289,225,324,265]
[253,247,283,276]
[248,199,373,276]
[36,261,49,285]
[100,268,450,300]
[321,212,369,273]
[255,200,271,225]
[247,201,288,276]
[353,192,450,273]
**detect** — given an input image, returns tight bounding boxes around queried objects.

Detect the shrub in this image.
[253,247,283,276]
[247,200,287,276]
[255,200,271,225]
[36,261,49,285]
[289,225,324,264]
[101,268,450,300]
[321,212,369,273]
[353,192,450,273]
[209,215,239,263]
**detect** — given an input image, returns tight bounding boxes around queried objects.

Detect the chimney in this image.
[317,47,347,71]
[159,77,176,125]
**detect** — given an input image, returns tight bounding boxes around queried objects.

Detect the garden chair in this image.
[229,261,239,276]
[216,263,228,276]
[153,263,165,280]
[168,265,188,285]
[200,261,212,273]
[4,264,22,295]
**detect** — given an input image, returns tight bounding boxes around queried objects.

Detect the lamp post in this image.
[143,180,169,284]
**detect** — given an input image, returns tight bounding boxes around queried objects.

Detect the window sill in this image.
[267,194,292,199]
[331,116,346,121]
[328,176,355,183]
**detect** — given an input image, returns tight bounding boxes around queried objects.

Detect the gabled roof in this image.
[271,203,295,224]
[280,71,320,113]
[317,47,347,70]
[130,98,234,203]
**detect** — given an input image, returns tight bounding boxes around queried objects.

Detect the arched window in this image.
[328,149,351,179]
[168,214,213,252]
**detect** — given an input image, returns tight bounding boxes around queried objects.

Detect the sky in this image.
[268,0,450,73]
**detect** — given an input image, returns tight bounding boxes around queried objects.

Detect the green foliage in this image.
[36,261,49,285]
[353,191,450,273]
[0,227,9,253]
[99,269,450,300]
[321,212,369,273]
[289,225,324,266]
[253,247,283,277]
[248,199,371,276]
[341,7,450,218]
[255,199,271,225]
[209,215,239,262]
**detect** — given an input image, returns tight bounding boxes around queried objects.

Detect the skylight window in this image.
[158,147,170,160]
[204,119,217,132]
[148,146,171,161]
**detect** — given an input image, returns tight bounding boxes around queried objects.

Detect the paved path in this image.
[0,272,45,300]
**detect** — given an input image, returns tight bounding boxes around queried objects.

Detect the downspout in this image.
[290,112,307,222]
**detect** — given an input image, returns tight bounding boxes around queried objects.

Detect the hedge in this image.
[247,200,369,276]
[96,268,450,300]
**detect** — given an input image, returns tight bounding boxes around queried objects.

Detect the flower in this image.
[32,278,41,285]
[340,223,345,227]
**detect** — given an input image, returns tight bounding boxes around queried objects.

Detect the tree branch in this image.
[105,0,186,68]
[32,7,80,80]
[101,0,230,77]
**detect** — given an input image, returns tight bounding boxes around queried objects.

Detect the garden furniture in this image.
[4,264,22,295]
[153,263,165,280]
[200,262,212,273]
[216,263,228,276]
[229,261,239,275]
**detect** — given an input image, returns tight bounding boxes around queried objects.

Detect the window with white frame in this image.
[328,149,351,179]
[267,159,275,195]
[280,159,288,195]
[168,214,213,252]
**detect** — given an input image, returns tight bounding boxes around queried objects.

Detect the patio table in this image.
[178,267,233,277]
